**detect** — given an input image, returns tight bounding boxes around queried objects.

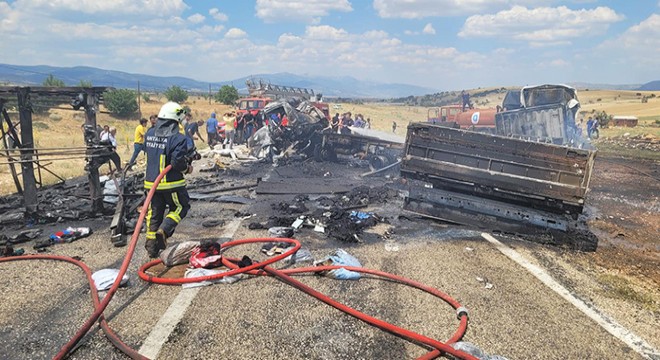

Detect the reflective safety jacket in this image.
[144,119,190,190]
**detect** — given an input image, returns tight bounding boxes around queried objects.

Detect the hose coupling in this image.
[456,306,469,320]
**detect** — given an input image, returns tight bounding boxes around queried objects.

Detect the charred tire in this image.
[314,144,337,162]
[369,155,391,170]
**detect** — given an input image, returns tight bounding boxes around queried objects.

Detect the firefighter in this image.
[143,102,194,258]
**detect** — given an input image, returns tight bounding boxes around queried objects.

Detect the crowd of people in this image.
[204,110,291,149]
[330,112,371,134]
[96,106,383,174]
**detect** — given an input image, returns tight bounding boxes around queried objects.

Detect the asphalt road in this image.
[0,158,656,360]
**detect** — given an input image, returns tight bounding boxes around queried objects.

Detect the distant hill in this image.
[567,82,641,91]
[638,81,660,91]
[0,63,436,98]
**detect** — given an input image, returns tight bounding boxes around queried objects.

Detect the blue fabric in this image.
[186,122,199,137]
[206,117,218,133]
[128,142,144,165]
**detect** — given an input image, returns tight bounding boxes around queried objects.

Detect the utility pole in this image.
[17,87,38,217]
[83,91,104,214]
[137,80,141,118]
[209,84,212,104]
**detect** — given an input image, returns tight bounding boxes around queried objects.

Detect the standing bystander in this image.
[128,118,148,168]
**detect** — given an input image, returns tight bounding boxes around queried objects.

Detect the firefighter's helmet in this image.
[158,102,186,122]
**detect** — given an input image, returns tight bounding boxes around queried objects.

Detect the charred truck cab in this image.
[403,84,598,250]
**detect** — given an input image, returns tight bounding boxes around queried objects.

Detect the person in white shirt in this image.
[100,127,121,172]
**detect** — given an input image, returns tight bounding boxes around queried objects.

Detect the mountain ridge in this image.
[0,63,436,98]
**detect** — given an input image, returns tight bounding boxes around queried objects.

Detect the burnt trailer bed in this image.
[401,123,598,250]
[315,130,404,168]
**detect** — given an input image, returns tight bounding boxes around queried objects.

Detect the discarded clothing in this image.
[92,269,129,291]
[189,240,223,269]
[1,245,24,257]
[8,229,43,244]
[261,241,294,256]
[160,241,200,267]
[50,227,92,244]
[283,248,314,264]
[268,226,294,238]
[314,249,362,280]
[182,267,242,289]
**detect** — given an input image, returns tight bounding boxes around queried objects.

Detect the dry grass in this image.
[0,96,233,194]
[1,89,658,195]
[597,273,659,312]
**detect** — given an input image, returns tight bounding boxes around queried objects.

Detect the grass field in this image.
[1,89,658,195]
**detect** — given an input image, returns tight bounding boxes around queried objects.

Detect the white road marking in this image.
[481,232,660,360]
[139,219,243,359]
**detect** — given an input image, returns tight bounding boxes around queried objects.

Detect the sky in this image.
[0,0,658,90]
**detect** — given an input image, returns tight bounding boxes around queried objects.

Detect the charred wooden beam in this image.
[17,87,38,216]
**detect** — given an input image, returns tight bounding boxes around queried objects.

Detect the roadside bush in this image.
[104,89,138,118]
[43,74,65,87]
[142,93,151,103]
[215,85,239,105]
[164,85,188,103]
[593,110,612,128]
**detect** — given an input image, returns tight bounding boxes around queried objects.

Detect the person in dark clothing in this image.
[185,118,205,144]
[143,102,193,258]
[331,113,340,132]
[461,90,471,112]
[206,112,219,147]
[243,112,255,142]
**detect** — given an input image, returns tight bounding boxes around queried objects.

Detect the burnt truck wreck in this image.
[250,98,403,169]
[401,85,598,250]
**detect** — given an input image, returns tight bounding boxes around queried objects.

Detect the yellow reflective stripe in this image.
[171,192,183,216]
[166,213,181,223]
[166,191,183,223]
[159,154,165,173]
[144,179,186,190]
[146,203,153,238]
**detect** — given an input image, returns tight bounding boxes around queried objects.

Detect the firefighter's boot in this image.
[145,229,168,258]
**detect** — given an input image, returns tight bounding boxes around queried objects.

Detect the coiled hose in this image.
[0,165,477,360]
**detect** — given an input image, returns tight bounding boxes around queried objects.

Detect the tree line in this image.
[42,74,240,118]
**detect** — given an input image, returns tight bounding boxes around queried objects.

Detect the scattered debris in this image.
[314,249,362,280]
[0,245,24,257]
[201,219,225,228]
[92,269,129,291]
[5,229,42,245]
[189,240,223,269]
[160,241,200,267]
[182,267,242,289]
[49,227,91,244]
[268,226,294,238]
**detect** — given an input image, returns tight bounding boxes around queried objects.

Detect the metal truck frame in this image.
[401,85,598,250]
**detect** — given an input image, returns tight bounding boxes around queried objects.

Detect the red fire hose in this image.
[0,165,477,360]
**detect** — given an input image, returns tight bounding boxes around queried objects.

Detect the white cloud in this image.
[187,13,205,24]
[256,0,352,23]
[225,28,248,39]
[373,0,551,18]
[598,14,660,63]
[459,6,623,45]
[209,8,228,22]
[423,23,436,35]
[13,0,188,17]
[305,25,348,40]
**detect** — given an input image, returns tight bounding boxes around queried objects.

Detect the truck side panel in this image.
[401,123,596,215]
